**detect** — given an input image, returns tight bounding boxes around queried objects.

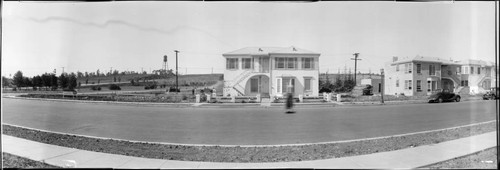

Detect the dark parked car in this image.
[428,89,461,103]
[483,87,499,100]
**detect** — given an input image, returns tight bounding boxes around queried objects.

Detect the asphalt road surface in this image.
[2,98,497,145]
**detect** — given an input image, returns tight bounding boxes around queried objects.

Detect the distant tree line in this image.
[319,74,356,93]
[6,70,78,91]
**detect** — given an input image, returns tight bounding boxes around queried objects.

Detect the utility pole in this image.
[380,68,385,104]
[351,53,361,86]
[174,50,179,93]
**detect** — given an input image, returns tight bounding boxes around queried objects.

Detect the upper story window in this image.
[276,58,286,69]
[470,66,474,74]
[416,64,421,74]
[287,58,297,69]
[396,64,400,71]
[405,63,412,74]
[463,66,469,74]
[226,58,239,70]
[302,58,315,69]
[477,67,481,74]
[429,65,436,76]
[242,58,253,69]
[275,57,297,69]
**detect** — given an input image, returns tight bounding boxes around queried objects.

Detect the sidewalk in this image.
[2,132,496,169]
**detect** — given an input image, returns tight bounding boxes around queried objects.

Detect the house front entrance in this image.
[245,75,270,97]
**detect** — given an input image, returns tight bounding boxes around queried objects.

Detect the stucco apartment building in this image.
[223,46,320,97]
[384,56,497,96]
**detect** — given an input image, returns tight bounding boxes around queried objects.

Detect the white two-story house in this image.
[223,46,320,98]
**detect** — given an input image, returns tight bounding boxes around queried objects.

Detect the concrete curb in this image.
[2,131,496,168]
[3,95,484,108]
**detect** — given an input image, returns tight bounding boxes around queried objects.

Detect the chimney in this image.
[392,56,398,62]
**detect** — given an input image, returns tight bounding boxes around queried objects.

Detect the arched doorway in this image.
[244,75,270,97]
[441,79,454,92]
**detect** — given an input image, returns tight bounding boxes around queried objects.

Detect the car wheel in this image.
[437,98,443,103]
[455,97,460,102]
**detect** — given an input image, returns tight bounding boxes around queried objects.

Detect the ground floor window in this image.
[461,80,469,86]
[282,78,295,93]
[427,80,431,92]
[405,80,412,90]
[304,78,312,91]
[416,80,422,92]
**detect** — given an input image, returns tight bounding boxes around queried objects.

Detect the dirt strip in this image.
[2,122,496,163]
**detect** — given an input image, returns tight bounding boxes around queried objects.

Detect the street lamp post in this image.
[380,68,385,104]
[174,50,179,93]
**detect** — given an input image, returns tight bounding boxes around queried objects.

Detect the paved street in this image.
[2,98,497,145]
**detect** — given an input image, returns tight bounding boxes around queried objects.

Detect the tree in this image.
[2,76,11,89]
[85,72,89,78]
[333,76,344,92]
[68,73,77,90]
[59,73,69,89]
[23,77,32,89]
[41,73,52,90]
[50,74,58,90]
[77,71,84,78]
[33,75,43,88]
[96,69,100,77]
[343,74,355,92]
[13,71,24,88]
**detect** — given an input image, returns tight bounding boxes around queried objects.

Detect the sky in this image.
[2,1,498,77]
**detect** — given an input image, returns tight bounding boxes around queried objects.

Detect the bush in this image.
[97,87,101,91]
[109,84,121,90]
[169,87,180,92]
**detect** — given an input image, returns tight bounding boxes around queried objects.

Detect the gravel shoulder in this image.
[420,147,497,169]
[2,152,60,168]
[2,122,496,163]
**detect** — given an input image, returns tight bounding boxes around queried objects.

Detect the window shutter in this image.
[277,78,282,93]
[301,58,304,69]
[311,57,316,69]
[226,58,229,69]
[294,58,298,70]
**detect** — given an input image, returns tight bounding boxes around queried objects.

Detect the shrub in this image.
[97,87,101,91]
[109,84,121,90]
[182,94,188,100]
[169,87,180,92]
